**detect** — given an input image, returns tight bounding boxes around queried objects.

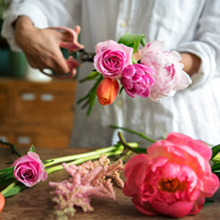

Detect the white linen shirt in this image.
[2,0,220,147]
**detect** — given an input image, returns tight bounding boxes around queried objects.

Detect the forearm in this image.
[180,53,201,77]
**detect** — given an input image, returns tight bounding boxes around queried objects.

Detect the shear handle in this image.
[79,49,95,63]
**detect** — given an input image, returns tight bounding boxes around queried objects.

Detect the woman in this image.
[2,0,220,147]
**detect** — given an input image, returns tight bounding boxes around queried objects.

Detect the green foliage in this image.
[77,73,103,116]
[118,33,146,53]
[212,163,220,172]
[79,70,101,83]
[0,167,14,183]
[29,145,36,153]
[0,177,16,187]
[204,198,214,207]
[3,183,26,198]
[211,144,220,160]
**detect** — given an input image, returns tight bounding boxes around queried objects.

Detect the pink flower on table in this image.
[12,152,47,187]
[123,132,219,218]
[141,41,192,101]
[94,40,133,79]
[121,63,155,98]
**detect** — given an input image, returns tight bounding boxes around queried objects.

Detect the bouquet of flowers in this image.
[77,33,192,115]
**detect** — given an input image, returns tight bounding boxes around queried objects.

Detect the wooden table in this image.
[0,147,220,220]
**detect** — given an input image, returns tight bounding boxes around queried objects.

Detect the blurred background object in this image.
[0,0,52,81]
[0,0,27,78]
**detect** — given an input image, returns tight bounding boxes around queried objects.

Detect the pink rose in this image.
[12,152,47,187]
[141,41,192,101]
[121,63,155,98]
[94,40,133,79]
[123,132,219,218]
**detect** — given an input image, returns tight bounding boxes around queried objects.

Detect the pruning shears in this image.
[41,27,95,79]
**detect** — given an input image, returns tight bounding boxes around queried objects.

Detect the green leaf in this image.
[131,56,137,64]
[29,145,35,153]
[211,163,220,172]
[204,198,214,206]
[0,177,16,186]
[4,172,15,179]
[3,183,26,198]
[140,37,147,47]
[130,147,147,154]
[118,33,146,53]
[77,75,103,116]
[0,166,14,174]
[119,86,124,95]
[0,168,14,180]
[43,159,54,165]
[211,144,220,160]
[5,162,13,165]
[79,71,101,83]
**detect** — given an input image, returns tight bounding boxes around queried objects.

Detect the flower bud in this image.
[0,193,5,213]
[96,78,119,105]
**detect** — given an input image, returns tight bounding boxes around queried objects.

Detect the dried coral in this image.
[49,156,124,219]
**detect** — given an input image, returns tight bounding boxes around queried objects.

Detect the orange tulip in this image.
[0,193,5,213]
[96,78,119,105]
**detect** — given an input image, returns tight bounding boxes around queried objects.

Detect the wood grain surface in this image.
[0,147,220,220]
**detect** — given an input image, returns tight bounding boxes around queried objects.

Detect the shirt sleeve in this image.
[176,0,220,89]
[1,0,81,52]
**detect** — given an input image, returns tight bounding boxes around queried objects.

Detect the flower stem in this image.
[1,181,17,197]
[0,140,22,157]
[110,125,156,143]
[45,145,125,175]
[44,145,129,168]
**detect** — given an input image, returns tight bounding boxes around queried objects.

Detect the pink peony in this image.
[123,132,219,218]
[141,41,192,101]
[12,152,47,187]
[94,40,133,79]
[121,63,155,98]
[96,78,119,105]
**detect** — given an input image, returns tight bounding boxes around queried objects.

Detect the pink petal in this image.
[199,173,219,197]
[122,65,135,78]
[12,155,34,167]
[138,88,150,98]
[123,154,150,196]
[124,154,150,177]
[121,78,133,89]
[132,196,158,216]
[124,87,136,98]
[166,132,212,161]
[189,197,205,215]
[27,152,40,161]
[173,70,192,90]
[151,200,194,218]
[147,140,187,164]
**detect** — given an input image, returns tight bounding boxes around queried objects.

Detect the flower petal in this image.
[151,200,194,218]
[132,196,158,216]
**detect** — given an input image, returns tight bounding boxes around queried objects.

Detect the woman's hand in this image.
[180,53,201,76]
[14,16,82,76]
